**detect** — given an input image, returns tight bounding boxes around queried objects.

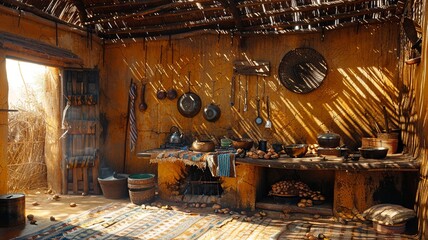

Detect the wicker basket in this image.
[128,174,155,185]
[129,187,155,205]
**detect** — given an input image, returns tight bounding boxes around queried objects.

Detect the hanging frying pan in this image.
[203,103,221,122]
[278,48,328,94]
[203,80,221,122]
[177,72,202,118]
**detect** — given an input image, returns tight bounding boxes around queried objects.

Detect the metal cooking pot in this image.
[191,140,215,152]
[317,131,341,148]
[167,88,177,100]
[177,91,202,118]
[157,90,167,100]
[203,103,221,122]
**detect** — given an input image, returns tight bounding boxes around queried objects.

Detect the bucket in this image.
[128,174,156,205]
[0,193,25,227]
[362,137,398,154]
[98,174,128,199]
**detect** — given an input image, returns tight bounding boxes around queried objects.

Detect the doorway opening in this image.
[6,59,57,192]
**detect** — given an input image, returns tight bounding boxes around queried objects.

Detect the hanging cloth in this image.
[129,82,138,152]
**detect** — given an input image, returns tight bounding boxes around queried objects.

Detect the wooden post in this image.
[0,50,8,194]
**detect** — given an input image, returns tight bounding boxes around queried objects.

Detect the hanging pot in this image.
[177,92,202,118]
[203,103,221,122]
[167,88,177,100]
[156,90,167,100]
[177,72,202,118]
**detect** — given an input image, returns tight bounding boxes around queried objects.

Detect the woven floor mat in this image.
[271,219,418,240]
[15,202,418,240]
[15,203,232,240]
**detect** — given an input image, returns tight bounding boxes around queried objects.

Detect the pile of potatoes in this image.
[269,180,310,196]
[246,148,280,159]
[298,190,326,202]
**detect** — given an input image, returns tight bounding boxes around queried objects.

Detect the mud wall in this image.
[0,6,102,193]
[101,22,401,174]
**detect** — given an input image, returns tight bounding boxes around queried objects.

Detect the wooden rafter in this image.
[242,5,398,31]
[70,0,88,24]
[84,0,215,26]
[85,0,170,11]
[101,16,235,36]
[218,0,243,32]
[1,0,87,32]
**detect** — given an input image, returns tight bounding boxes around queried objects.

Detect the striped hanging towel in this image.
[129,82,138,152]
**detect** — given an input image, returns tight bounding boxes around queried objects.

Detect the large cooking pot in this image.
[177,91,202,118]
[203,103,221,122]
[317,131,341,148]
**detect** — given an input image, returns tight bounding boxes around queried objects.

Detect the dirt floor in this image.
[0,189,130,239]
[0,188,420,239]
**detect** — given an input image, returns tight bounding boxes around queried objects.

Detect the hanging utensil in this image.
[265,96,272,128]
[382,106,390,133]
[238,75,241,112]
[230,74,235,107]
[177,72,202,118]
[255,76,263,125]
[244,76,248,112]
[139,83,148,111]
[203,80,221,122]
[139,40,148,112]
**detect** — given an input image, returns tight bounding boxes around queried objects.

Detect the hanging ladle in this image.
[255,77,263,125]
[265,96,272,128]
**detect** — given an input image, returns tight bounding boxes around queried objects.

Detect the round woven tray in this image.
[278,48,328,94]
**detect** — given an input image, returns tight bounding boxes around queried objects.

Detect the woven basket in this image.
[128,173,155,185]
[278,48,328,94]
[129,187,155,205]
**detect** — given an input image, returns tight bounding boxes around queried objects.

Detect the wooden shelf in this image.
[237,153,420,172]
[256,197,333,216]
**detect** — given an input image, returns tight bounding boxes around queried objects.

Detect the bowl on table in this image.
[359,147,388,159]
[283,144,308,158]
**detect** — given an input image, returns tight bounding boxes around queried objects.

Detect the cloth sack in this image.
[362,204,416,225]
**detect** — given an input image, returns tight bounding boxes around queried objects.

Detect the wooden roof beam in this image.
[218,0,243,32]
[84,0,214,26]
[1,0,87,31]
[242,5,398,31]
[70,0,88,24]
[100,17,235,36]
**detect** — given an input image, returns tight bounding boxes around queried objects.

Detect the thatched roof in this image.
[1,0,406,40]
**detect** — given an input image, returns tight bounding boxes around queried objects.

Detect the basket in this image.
[129,188,155,205]
[128,173,155,185]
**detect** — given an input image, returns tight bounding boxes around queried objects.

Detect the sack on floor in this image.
[362,204,416,225]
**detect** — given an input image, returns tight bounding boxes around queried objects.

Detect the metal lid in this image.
[317,131,340,139]
[0,193,25,200]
